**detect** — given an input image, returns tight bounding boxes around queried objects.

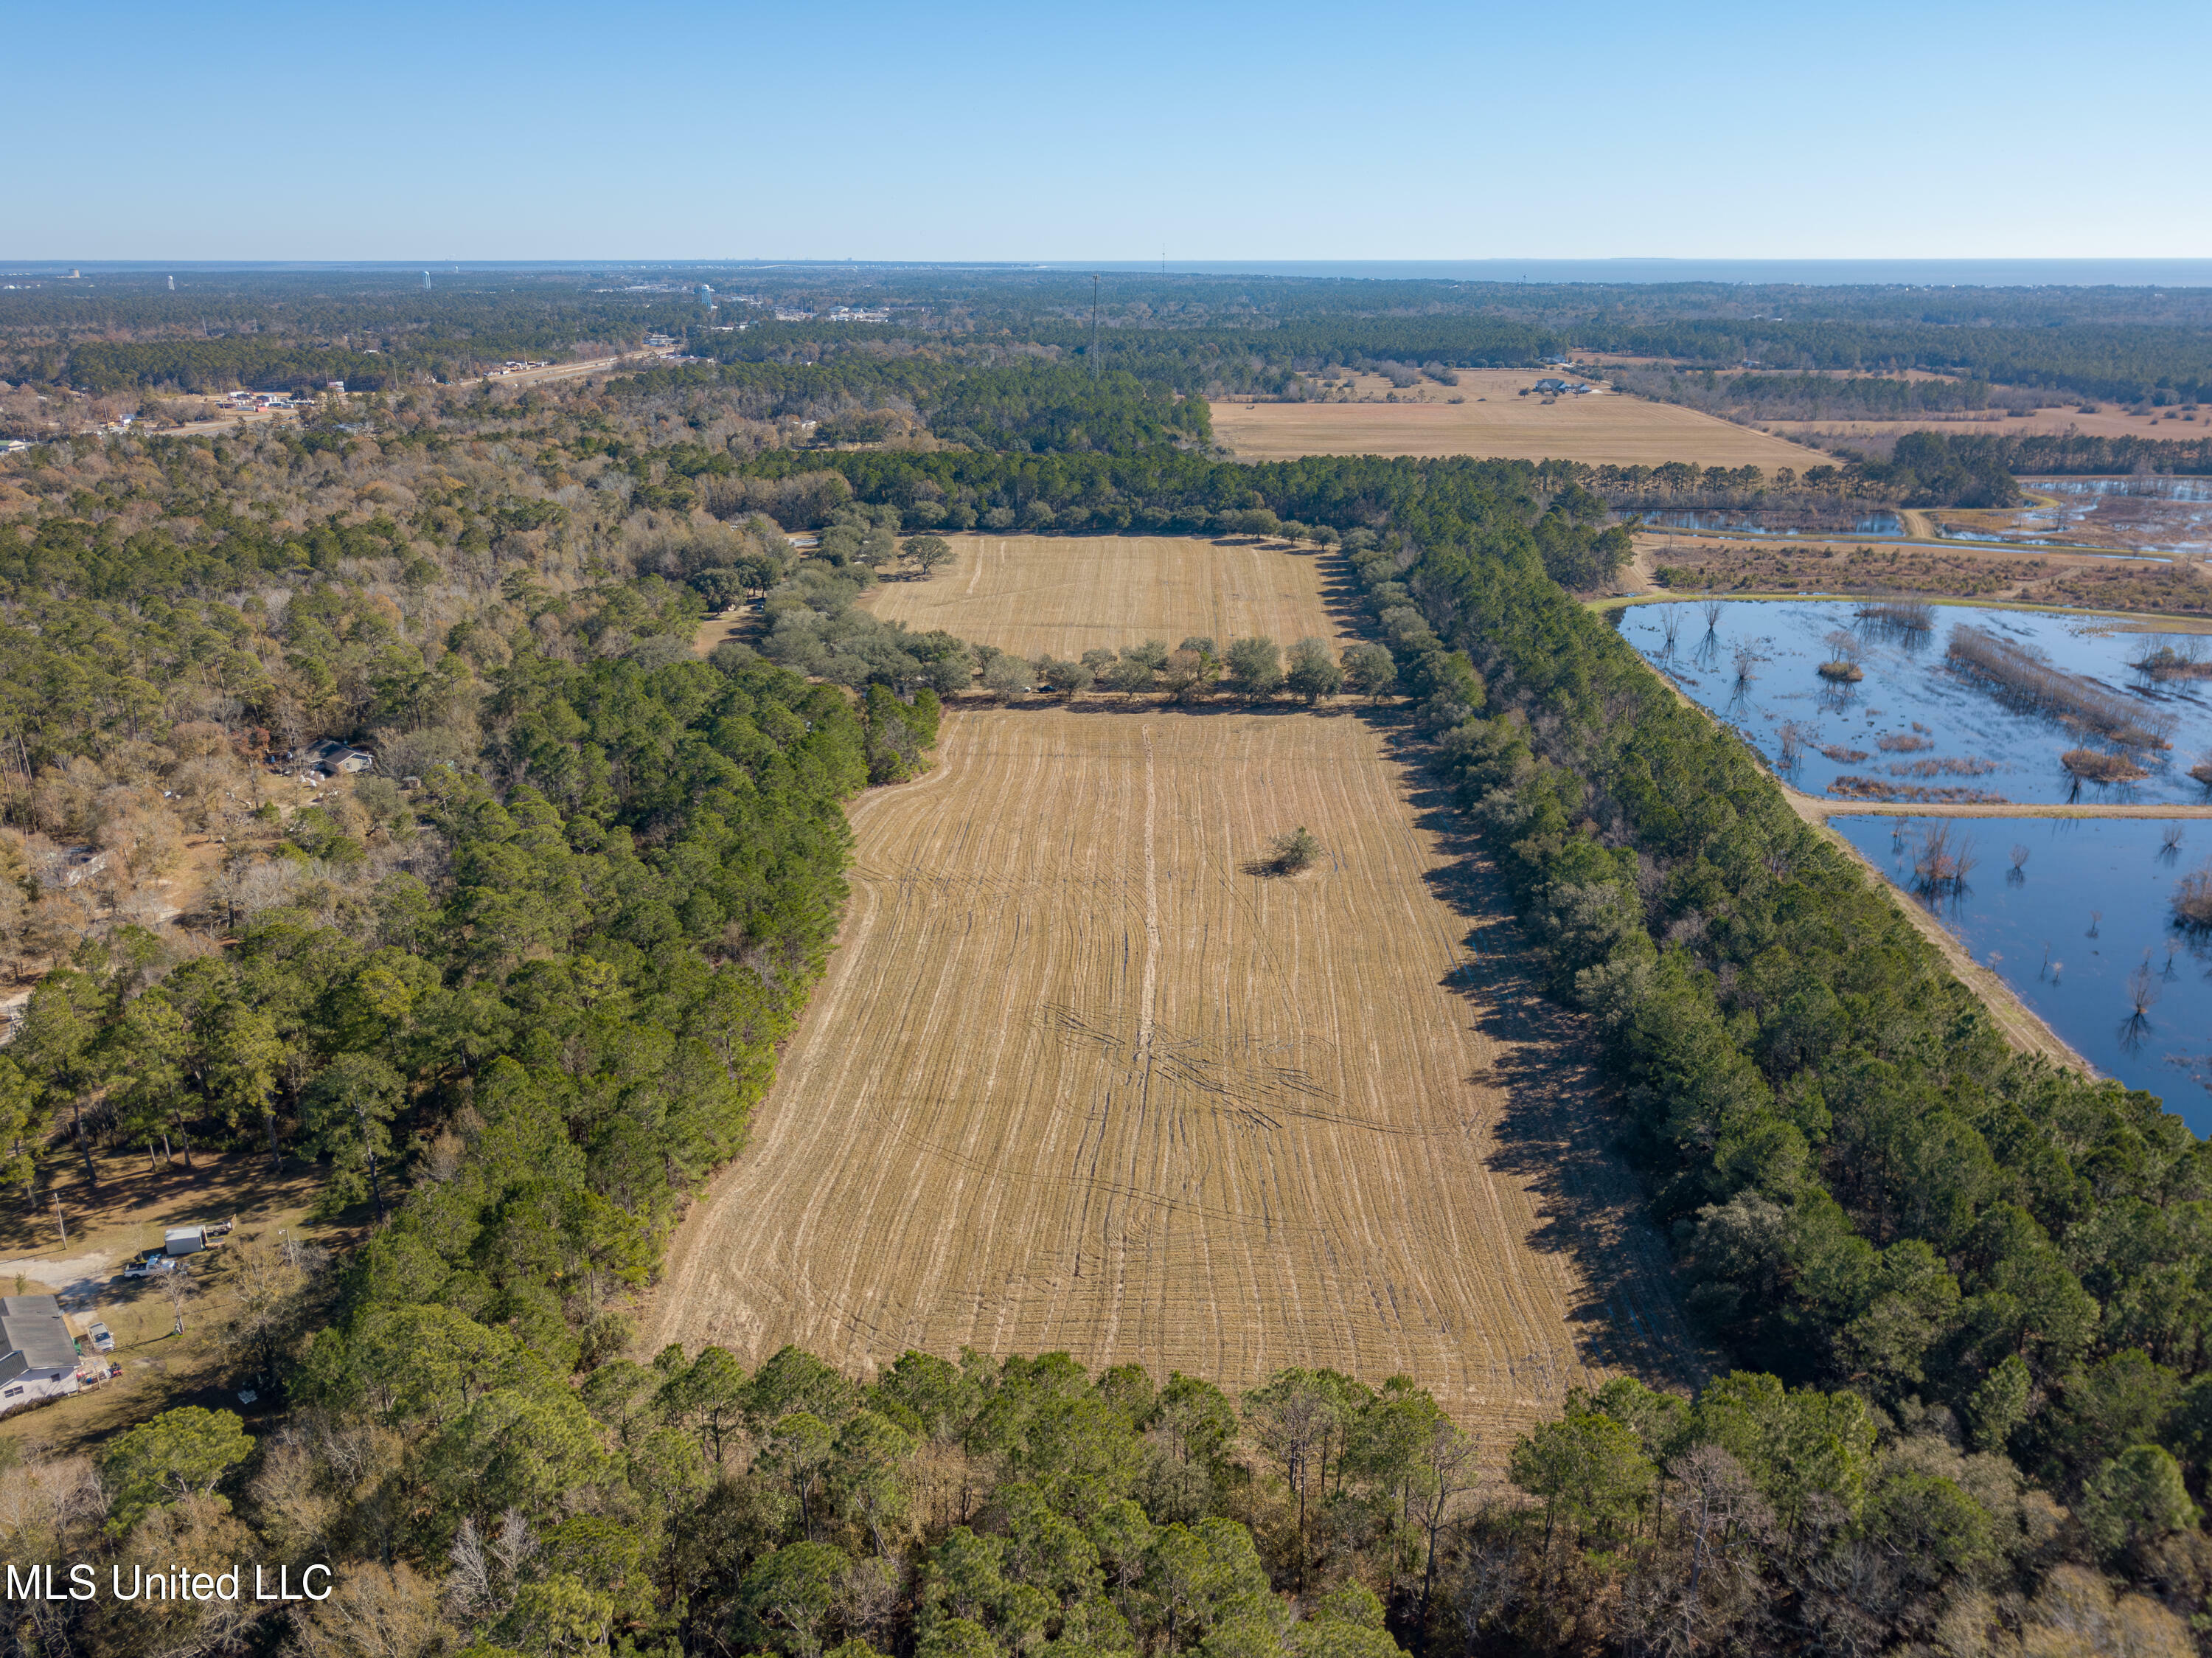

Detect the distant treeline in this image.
[2006,431,2212,476]
[18,266,2212,412]
[1,281,699,392]
[1615,366,2011,420]
[615,356,1211,455]
[1583,318,2212,406]
[64,340,409,394]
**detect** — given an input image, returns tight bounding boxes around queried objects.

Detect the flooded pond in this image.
[1615,600,2212,807]
[1638,510,1903,537]
[1834,815,2212,1132]
[2009,476,2212,555]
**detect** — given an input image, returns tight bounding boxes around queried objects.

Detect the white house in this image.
[0,1296,83,1414]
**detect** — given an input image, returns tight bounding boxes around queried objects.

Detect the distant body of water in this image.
[25,259,2212,289]
[1614,600,2212,808]
[1068,260,2212,288]
[1835,815,2212,1132]
[1640,510,1904,537]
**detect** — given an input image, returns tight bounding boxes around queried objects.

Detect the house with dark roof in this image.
[0,1295,83,1413]
[278,739,375,777]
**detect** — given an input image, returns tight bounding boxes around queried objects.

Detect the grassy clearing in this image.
[863,533,1345,661]
[1209,370,1826,468]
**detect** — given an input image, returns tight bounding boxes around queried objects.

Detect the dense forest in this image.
[1,283,2210,1657]
[10,263,2212,415]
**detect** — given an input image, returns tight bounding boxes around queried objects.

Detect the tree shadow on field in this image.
[1365,706,1714,1394]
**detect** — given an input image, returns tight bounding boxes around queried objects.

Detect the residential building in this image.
[0,1296,83,1414]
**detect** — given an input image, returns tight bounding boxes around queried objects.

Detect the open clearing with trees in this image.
[864,533,1340,659]
[658,533,1701,1435]
[1208,369,1827,468]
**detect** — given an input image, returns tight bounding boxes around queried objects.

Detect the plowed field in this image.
[654,697,1701,1426]
[1210,370,1825,468]
[866,534,1340,659]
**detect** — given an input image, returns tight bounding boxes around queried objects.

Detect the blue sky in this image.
[13,0,2208,261]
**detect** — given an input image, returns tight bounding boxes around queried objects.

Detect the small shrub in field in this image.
[1263,826,1324,875]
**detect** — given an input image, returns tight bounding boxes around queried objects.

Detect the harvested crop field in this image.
[653,704,1701,1429]
[1209,370,1825,469]
[866,534,1342,659]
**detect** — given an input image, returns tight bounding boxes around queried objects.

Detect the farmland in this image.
[1208,368,1826,468]
[864,533,1342,658]
[658,533,1700,1431]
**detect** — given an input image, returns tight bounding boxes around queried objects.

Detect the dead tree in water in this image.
[2123,960,2162,1051]
[2175,862,2212,932]
[1911,822,1978,897]
[1857,598,1934,633]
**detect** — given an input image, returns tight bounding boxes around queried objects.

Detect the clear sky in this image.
[13,0,2208,263]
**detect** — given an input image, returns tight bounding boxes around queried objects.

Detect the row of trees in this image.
[981,635,1394,707]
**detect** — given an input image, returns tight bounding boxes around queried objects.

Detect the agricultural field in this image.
[863,533,1342,658]
[1208,369,1826,469]
[654,707,1699,1429]
[1762,406,2211,445]
[659,534,1700,1432]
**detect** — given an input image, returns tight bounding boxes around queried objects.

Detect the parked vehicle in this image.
[83,1321,113,1353]
[120,1252,175,1279]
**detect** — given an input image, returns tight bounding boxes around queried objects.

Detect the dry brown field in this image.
[652,707,1701,1429]
[864,534,1340,659]
[657,534,1700,1430]
[1209,369,1826,470]
[1763,409,2206,444]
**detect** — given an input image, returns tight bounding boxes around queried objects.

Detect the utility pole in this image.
[1091,274,1101,378]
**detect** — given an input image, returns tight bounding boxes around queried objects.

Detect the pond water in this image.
[2031,477,2212,504]
[1638,510,1903,537]
[1613,600,2212,806]
[1833,815,2212,1132]
[2009,476,2212,554]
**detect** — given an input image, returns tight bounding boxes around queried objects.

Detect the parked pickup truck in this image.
[120,1252,176,1279]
